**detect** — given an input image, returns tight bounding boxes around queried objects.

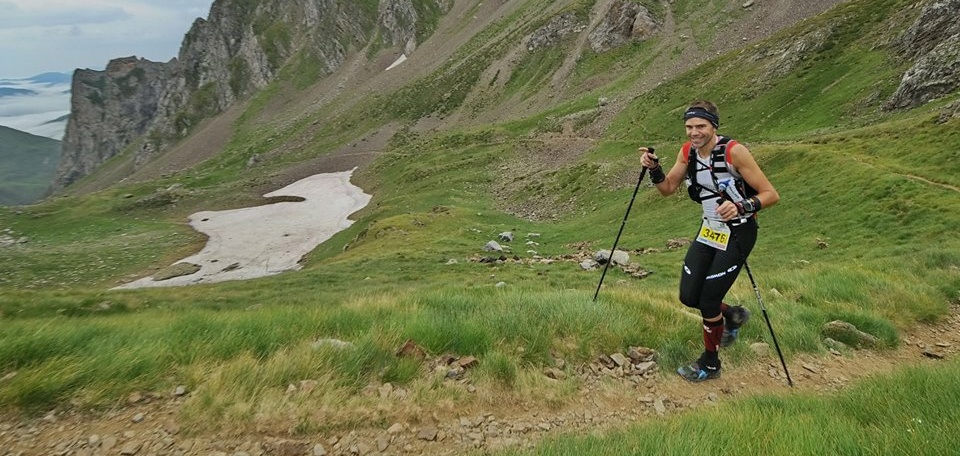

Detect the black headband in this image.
[683,107,719,128]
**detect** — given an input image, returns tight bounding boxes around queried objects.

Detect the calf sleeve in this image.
[702,318,725,354]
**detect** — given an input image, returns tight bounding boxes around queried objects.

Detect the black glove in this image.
[645,147,665,184]
[734,196,761,215]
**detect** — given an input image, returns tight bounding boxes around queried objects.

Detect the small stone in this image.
[483,240,503,252]
[609,353,630,367]
[627,347,657,363]
[417,427,439,441]
[544,367,566,380]
[119,442,142,455]
[101,436,118,451]
[823,320,880,349]
[634,361,657,375]
[395,339,427,360]
[457,356,479,369]
[750,342,770,357]
[378,383,394,398]
[823,337,849,351]
[653,397,667,415]
[152,262,201,281]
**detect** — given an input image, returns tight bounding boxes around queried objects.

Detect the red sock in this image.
[702,318,725,353]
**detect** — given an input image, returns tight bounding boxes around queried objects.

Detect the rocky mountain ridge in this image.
[52,0,960,193]
[53,0,452,190]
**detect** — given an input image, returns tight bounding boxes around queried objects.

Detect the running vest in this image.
[683,137,758,221]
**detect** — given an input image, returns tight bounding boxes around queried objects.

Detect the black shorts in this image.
[678,217,758,318]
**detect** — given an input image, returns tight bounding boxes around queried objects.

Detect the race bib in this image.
[696,219,731,251]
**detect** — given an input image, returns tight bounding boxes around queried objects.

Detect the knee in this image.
[678,291,699,309]
[700,304,721,320]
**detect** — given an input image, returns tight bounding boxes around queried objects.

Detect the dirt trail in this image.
[901,174,960,193]
[2,306,956,455]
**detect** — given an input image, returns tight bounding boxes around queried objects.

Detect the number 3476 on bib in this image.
[696,220,731,251]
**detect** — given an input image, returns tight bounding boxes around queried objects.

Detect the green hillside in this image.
[0,126,60,206]
[1,0,959,453]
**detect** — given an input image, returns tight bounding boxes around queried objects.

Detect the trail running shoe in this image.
[677,357,721,382]
[720,305,751,347]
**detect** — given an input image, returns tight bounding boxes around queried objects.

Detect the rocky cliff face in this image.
[53,0,451,190]
[884,0,960,110]
[588,0,658,53]
[54,58,176,189]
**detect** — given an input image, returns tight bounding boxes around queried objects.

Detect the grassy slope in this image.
[0,126,61,206]
[1,0,959,450]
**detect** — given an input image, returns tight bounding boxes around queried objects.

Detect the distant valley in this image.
[0,125,60,206]
[0,72,71,140]
[0,73,69,205]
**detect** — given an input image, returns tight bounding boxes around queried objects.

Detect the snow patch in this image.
[385,54,407,71]
[114,169,372,289]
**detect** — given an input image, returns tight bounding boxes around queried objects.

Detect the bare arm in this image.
[639,147,688,196]
[729,143,779,210]
[714,143,779,220]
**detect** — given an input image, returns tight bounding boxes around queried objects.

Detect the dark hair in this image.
[688,100,718,117]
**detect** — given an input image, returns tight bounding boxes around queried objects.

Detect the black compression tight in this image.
[678,218,758,319]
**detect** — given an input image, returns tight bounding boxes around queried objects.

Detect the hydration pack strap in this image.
[685,138,734,203]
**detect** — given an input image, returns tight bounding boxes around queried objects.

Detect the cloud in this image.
[0,76,71,138]
[0,0,211,77]
[0,2,132,29]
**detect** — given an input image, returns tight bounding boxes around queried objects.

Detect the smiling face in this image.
[685,117,716,150]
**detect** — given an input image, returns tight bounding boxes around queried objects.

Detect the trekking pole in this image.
[718,181,794,387]
[743,260,794,386]
[593,148,652,302]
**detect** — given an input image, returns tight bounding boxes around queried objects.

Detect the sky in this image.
[0,0,212,78]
